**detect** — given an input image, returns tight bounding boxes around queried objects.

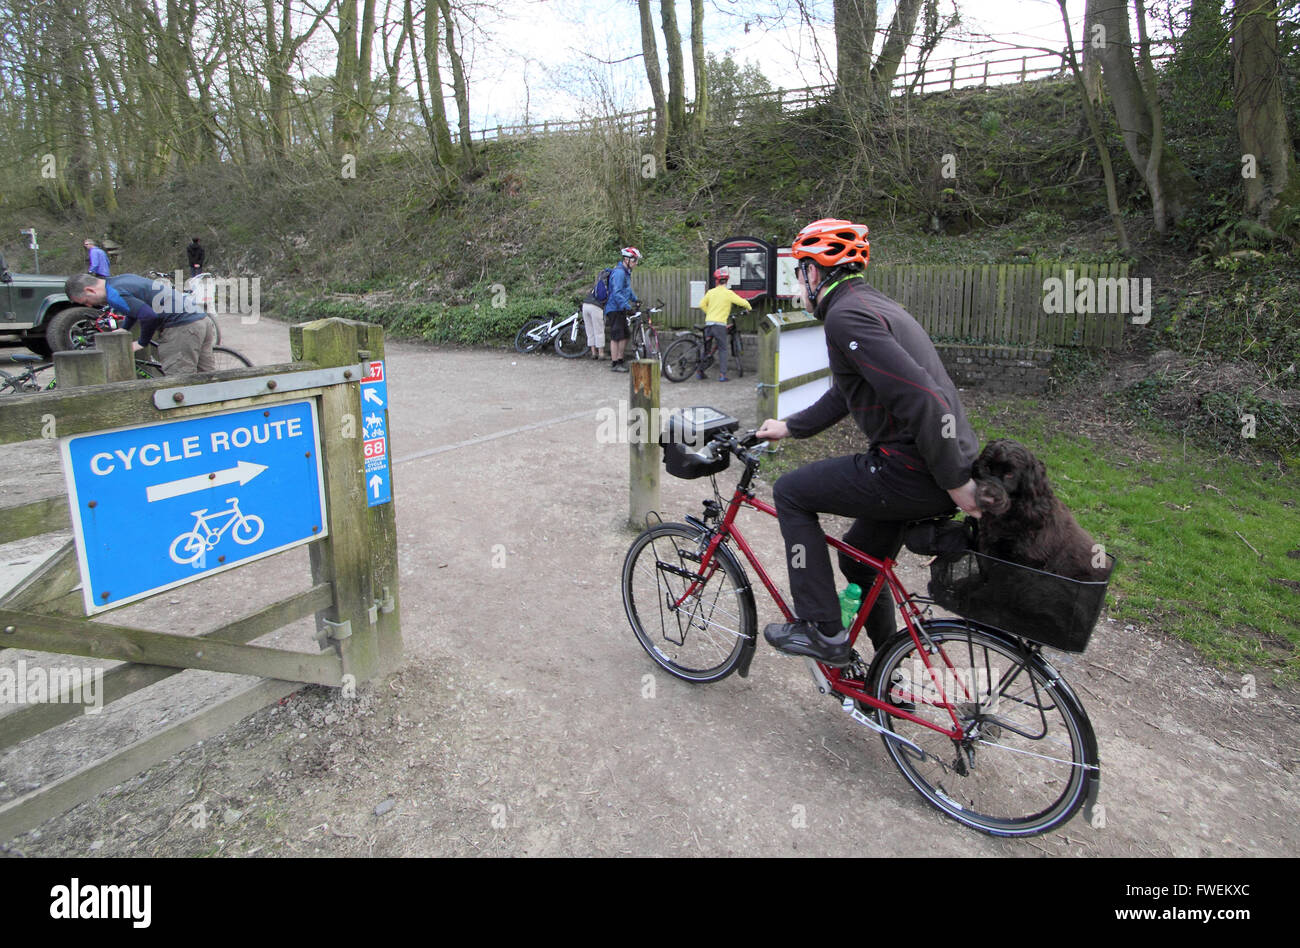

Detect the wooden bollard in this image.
[95,330,135,382]
[628,358,660,530]
[52,349,108,388]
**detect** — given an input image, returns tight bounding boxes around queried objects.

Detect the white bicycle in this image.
[168,497,265,566]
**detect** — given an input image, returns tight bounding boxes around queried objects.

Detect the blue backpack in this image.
[591,267,614,304]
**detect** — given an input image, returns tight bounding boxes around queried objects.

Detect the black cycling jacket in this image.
[784,275,979,491]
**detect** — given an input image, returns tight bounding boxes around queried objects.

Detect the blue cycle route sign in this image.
[361,359,392,507]
[61,399,328,614]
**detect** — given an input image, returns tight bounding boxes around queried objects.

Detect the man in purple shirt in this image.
[84,239,110,278]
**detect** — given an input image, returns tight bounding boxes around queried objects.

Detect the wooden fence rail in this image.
[457,43,1172,144]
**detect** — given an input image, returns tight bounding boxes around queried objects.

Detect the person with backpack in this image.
[603,247,642,373]
[696,267,752,382]
[582,269,610,361]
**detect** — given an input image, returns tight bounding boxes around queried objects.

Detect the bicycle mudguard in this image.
[681,517,759,677]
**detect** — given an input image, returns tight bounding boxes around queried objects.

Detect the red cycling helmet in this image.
[712,267,729,284]
[621,247,643,262]
[791,218,870,269]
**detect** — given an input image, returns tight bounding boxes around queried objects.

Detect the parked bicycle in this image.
[514,306,588,358]
[627,299,665,362]
[621,412,1108,837]
[660,320,745,382]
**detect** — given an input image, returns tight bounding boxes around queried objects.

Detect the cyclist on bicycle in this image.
[696,267,751,382]
[756,218,982,666]
[604,247,642,373]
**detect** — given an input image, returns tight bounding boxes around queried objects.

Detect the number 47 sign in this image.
[361,360,392,506]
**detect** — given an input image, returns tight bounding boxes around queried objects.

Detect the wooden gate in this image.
[0,318,401,841]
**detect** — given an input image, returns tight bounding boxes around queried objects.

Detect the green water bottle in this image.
[839,583,863,630]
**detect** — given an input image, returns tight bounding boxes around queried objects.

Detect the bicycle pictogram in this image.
[168,497,266,567]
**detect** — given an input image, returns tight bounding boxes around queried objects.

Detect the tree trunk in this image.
[1231,0,1299,227]
[1058,0,1130,253]
[1087,0,1199,231]
[661,0,686,148]
[437,0,473,168]
[833,0,876,104]
[690,0,706,134]
[637,0,667,172]
[874,0,924,92]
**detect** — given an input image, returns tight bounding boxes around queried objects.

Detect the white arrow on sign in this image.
[368,474,383,498]
[147,461,268,503]
[364,387,384,407]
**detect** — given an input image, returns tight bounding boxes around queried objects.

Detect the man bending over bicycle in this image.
[65,272,215,376]
[697,267,751,382]
[756,219,982,666]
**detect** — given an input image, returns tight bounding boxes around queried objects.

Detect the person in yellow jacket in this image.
[697,267,751,381]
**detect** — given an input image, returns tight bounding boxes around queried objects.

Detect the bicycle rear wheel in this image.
[660,337,701,383]
[868,619,1098,837]
[730,329,745,378]
[211,346,252,370]
[622,522,755,683]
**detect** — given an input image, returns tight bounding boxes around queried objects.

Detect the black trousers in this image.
[773,448,956,649]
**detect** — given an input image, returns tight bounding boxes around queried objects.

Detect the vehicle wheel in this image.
[867,619,1099,837]
[212,346,252,370]
[732,333,745,378]
[0,370,25,395]
[554,317,588,358]
[660,337,701,383]
[45,307,101,352]
[514,318,548,354]
[622,522,755,683]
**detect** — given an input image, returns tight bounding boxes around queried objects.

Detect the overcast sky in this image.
[457,0,1117,129]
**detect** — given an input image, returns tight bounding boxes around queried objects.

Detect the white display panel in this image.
[778,323,830,383]
[777,376,832,418]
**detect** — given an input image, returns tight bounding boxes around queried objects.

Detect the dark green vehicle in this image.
[0,251,101,356]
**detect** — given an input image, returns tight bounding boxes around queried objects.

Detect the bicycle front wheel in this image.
[660,337,701,383]
[514,318,548,354]
[622,522,755,682]
[868,619,1099,837]
[731,329,745,378]
[554,318,587,358]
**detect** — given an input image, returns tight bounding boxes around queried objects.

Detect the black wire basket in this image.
[928,550,1116,653]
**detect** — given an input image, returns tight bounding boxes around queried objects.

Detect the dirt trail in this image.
[2,316,1297,857]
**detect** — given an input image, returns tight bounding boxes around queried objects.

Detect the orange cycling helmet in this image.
[791,218,870,269]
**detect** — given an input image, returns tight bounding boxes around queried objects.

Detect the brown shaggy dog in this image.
[971,439,1110,581]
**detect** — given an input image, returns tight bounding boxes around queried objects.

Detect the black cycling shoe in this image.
[763,620,853,666]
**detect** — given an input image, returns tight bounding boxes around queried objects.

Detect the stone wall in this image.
[937,344,1053,394]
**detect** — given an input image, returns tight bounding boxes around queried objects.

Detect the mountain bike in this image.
[514,307,587,358]
[1,350,165,393]
[660,321,744,382]
[628,299,666,361]
[621,421,1106,837]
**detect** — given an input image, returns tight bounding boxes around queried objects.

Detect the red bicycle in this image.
[621,416,1103,837]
